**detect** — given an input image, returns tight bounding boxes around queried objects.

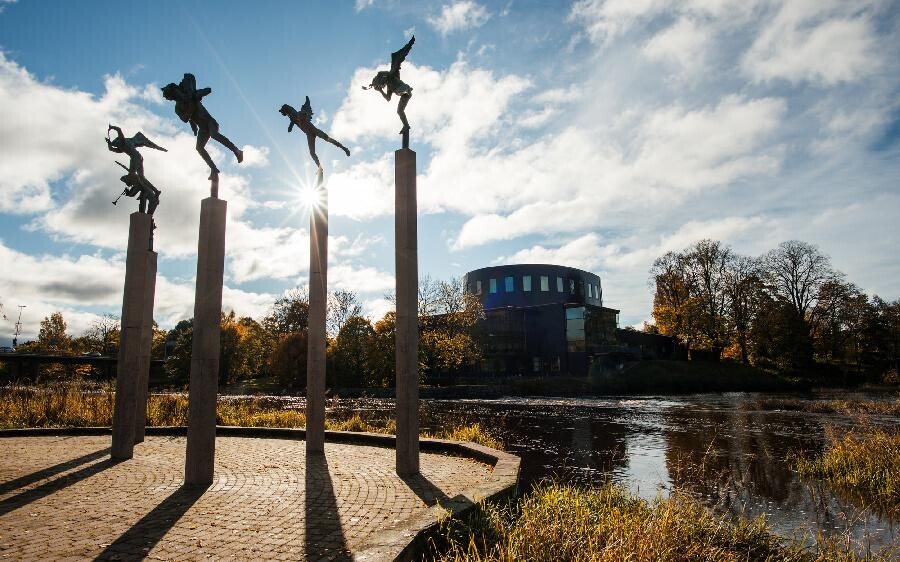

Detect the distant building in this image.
[464,264,620,376]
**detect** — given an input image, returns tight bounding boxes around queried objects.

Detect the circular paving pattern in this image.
[0,435,495,561]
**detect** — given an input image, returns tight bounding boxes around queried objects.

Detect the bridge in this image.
[0,352,164,381]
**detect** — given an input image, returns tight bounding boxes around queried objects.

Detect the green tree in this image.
[332,316,375,387]
[269,331,308,387]
[367,312,396,387]
[163,319,193,385]
[264,288,310,335]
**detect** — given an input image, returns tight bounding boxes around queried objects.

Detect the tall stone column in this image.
[185,197,227,486]
[111,212,153,460]
[133,250,157,443]
[306,169,327,455]
[394,148,419,475]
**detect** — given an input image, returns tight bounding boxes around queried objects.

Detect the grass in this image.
[792,427,900,510]
[0,382,503,449]
[749,397,900,417]
[433,482,895,562]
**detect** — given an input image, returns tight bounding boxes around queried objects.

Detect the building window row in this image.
[476,273,600,300]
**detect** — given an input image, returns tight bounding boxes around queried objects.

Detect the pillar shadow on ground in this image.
[400,473,451,507]
[0,454,120,517]
[0,447,110,496]
[93,484,208,562]
[305,453,351,562]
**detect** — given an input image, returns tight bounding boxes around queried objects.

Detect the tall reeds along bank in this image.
[793,427,900,510]
[434,483,895,562]
[0,384,505,450]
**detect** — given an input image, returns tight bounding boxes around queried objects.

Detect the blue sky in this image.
[1,0,899,343]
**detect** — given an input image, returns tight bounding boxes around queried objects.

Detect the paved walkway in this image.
[0,435,496,561]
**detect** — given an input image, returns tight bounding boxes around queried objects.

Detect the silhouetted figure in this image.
[363,35,415,139]
[161,73,243,180]
[106,125,165,215]
[279,97,350,170]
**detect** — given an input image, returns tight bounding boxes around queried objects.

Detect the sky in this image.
[0,0,899,344]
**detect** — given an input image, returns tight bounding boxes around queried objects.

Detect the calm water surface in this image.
[249,391,899,552]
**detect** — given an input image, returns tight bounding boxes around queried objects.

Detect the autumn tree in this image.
[327,290,363,338]
[263,288,310,335]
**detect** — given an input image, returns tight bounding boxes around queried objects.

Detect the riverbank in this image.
[433,482,895,561]
[0,383,502,448]
[212,360,808,399]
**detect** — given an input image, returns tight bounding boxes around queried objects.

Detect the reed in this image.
[435,482,895,561]
[793,427,900,509]
[748,397,900,417]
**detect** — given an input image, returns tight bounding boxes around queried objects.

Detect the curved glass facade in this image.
[463,264,603,310]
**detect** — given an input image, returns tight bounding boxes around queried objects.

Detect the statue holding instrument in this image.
[106,124,166,216]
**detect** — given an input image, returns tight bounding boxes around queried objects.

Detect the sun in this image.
[298,184,323,209]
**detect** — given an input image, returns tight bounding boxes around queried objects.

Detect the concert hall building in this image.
[463,264,620,376]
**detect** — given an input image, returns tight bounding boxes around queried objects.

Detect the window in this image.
[489,278,497,294]
[523,275,532,291]
[505,276,514,292]
[475,280,482,295]
[569,279,576,295]
[540,276,549,291]
[557,277,564,292]
[594,284,600,300]
[566,306,586,352]
[587,284,593,298]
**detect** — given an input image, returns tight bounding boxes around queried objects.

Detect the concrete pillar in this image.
[306,169,327,455]
[111,213,153,460]
[185,197,227,486]
[134,250,157,443]
[394,148,419,475]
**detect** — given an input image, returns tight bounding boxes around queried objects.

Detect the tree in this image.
[367,312,396,387]
[263,287,310,335]
[762,241,834,321]
[419,277,485,377]
[327,290,362,338]
[38,312,70,353]
[761,240,836,368]
[269,331,308,387]
[725,256,762,364]
[86,313,120,356]
[685,239,731,355]
[163,319,193,384]
[651,251,698,349]
[332,316,375,387]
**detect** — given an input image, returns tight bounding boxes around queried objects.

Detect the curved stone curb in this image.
[0,426,520,561]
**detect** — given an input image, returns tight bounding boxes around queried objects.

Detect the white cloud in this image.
[642,17,711,75]
[355,0,375,12]
[239,145,270,168]
[427,1,491,36]
[742,1,882,85]
[327,155,395,219]
[0,239,276,340]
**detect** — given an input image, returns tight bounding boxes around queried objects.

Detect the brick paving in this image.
[0,435,495,561]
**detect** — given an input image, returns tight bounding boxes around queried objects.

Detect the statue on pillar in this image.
[106,125,166,216]
[279,97,351,171]
[161,73,244,181]
[363,35,415,144]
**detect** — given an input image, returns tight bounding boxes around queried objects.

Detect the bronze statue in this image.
[106,125,165,215]
[161,73,243,180]
[363,35,415,142]
[279,97,350,170]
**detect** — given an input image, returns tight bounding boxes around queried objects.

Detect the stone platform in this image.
[0,433,518,561]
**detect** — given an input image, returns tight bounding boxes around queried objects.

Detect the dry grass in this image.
[434,483,895,562]
[748,398,900,417]
[793,427,900,510]
[427,423,504,451]
[0,384,504,450]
